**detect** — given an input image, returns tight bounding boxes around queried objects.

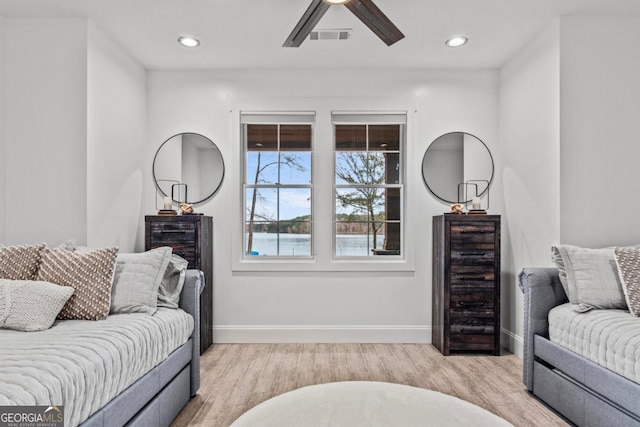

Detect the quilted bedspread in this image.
[549,303,640,385]
[0,308,194,427]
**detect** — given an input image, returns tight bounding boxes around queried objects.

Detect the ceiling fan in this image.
[283,0,404,48]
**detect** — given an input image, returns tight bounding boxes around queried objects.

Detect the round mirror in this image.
[422,132,494,203]
[153,133,225,204]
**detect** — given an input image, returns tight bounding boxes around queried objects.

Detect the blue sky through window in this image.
[246,152,311,221]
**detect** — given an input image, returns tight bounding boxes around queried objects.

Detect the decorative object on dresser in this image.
[432,214,501,355]
[146,215,213,353]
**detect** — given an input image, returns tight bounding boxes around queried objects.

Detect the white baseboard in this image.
[212,325,522,354]
[213,325,432,344]
[501,328,523,357]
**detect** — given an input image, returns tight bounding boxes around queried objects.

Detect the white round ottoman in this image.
[231,381,513,426]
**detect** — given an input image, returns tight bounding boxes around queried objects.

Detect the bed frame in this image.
[520,268,640,427]
[80,270,203,427]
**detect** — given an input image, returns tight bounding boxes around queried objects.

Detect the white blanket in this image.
[549,303,640,385]
[0,308,194,426]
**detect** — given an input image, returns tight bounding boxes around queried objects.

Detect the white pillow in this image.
[0,279,74,331]
[552,244,627,312]
[110,247,172,315]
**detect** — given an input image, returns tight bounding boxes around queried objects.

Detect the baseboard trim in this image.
[501,328,524,357]
[213,325,432,344]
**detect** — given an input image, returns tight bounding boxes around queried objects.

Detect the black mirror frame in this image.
[421,131,494,204]
[152,132,225,205]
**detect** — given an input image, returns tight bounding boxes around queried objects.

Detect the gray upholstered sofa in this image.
[519,268,640,426]
[80,270,202,427]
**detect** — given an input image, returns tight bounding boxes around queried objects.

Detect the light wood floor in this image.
[173,344,568,427]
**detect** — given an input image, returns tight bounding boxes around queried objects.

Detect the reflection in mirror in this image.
[153,133,225,204]
[422,132,493,203]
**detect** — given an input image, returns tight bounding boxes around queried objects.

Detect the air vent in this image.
[309,29,352,41]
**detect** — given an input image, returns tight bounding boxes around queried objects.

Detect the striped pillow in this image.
[0,243,46,280]
[614,247,640,317]
[37,247,119,320]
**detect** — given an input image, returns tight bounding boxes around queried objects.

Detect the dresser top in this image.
[433,214,500,222]
[145,214,211,222]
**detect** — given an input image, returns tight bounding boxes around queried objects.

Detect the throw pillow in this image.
[37,247,119,320]
[0,279,74,331]
[552,244,627,312]
[614,247,640,317]
[110,247,173,315]
[157,254,189,309]
[0,243,46,280]
[551,246,570,297]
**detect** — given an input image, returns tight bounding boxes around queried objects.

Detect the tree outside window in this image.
[244,123,312,257]
[334,124,403,257]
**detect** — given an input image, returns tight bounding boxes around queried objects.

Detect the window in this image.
[242,113,314,257]
[333,113,405,257]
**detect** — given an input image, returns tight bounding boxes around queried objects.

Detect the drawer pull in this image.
[160,230,187,234]
[458,301,485,307]
[459,327,485,333]
[460,252,486,256]
[458,276,488,281]
[460,231,486,234]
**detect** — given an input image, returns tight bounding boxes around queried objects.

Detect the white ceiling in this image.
[1,0,639,70]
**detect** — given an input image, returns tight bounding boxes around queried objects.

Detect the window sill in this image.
[231,257,415,273]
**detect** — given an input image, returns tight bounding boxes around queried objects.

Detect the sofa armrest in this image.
[518,268,568,391]
[179,269,203,396]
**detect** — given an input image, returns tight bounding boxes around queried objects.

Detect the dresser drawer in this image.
[450,223,495,248]
[450,292,494,314]
[152,244,196,265]
[450,317,494,334]
[450,249,495,265]
[449,334,495,350]
[450,265,495,290]
[149,222,196,244]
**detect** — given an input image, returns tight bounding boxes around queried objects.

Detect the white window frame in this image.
[231,109,415,273]
[240,112,315,260]
[332,112,406,260]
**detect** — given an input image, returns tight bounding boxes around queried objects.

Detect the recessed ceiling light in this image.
[445,36,468,48]
[178,36,200,48]
[324,0,350,4]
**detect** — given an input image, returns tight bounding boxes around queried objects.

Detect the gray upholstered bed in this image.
[519,268,640,427]
[0,270,202,427]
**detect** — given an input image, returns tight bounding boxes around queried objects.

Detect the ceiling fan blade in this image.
[283,0,331,47]
[344,0,405,46]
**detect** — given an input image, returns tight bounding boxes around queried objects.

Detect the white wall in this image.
[497,16,640,356]
[559,17,640,247]
[87,21,147,252]
[147,69,499,342]
[0,16,6,243]
[4,18,88,246]
[498,20,561,355]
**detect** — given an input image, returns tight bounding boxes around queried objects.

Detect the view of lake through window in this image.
[244,121,313,257]
[333,122,403,257]
[242,113,404,259]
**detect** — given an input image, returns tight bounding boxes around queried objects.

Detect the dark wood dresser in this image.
[145,215,213,354]
[432,214,500,355]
